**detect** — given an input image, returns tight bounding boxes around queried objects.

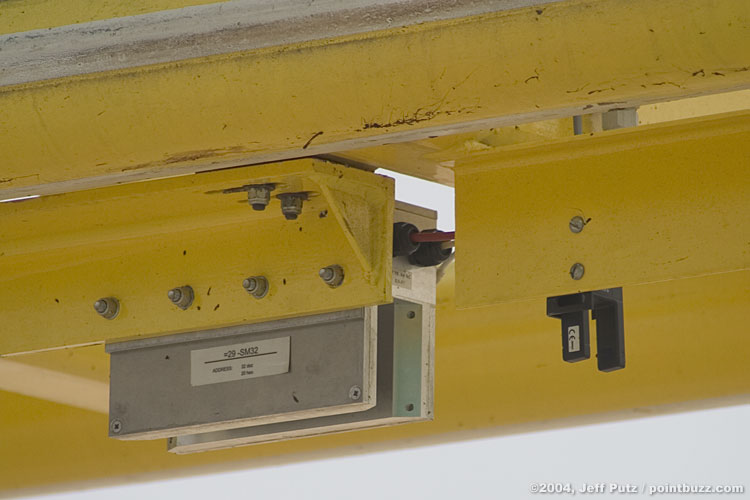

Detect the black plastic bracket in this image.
[546,288,625,372]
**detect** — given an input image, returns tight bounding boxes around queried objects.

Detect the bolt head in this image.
[94,297,119,319]
[319,265,344,287]
[569,216,585,233]
[407,311,416,319]
[243,276,269,298]
[348,385,362,400]
[319,267,334,280]
[243,278,257,291]
[570,263,585,280]
[168,286,194,309]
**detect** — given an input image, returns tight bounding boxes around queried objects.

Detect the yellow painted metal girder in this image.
[332,117,579,186]
[334,89,750,185]
[0,0,227,35]
[455,111,750,307]
[2,0,749,198]
[0,159,394,355]
[2,268,749,493]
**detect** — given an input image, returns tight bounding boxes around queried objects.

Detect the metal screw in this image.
[168,285,194,310]
[570,263,585,280]
[246,184,275,211]
[276,192,308,220]
[242,276,269,299]
[569,215,585,233]
[348,385,362,400]
[110,419,122,434]
[93,297,120,320]
[407,311,416,319]
[319,265,344,287]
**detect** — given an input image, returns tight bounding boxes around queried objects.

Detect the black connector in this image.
[546,288,625,372]
[393,222,420,257]
[408,240,452,267]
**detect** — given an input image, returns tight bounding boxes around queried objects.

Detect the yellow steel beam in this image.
[1,0,749,198]
[2,268,749,493]
[0,0,227,34]
[334,89,750,185]
[331,117,579,186]
[455,111,750,307]
[0,159,394,355]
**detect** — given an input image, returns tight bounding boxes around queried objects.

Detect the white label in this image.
[190,337,290,387]
[567,326,580,353]
[393,269,413,290]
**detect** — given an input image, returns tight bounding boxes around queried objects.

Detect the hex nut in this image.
[276,192,308,220]
[242,276,269,299]
[319,265,344,288]
[246,184,275,211]
[93,297,120,320]
[168,285,195,310]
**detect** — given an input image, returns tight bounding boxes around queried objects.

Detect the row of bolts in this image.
[93,265,345,320]
[94,215,589,319]
[568,215,586,280]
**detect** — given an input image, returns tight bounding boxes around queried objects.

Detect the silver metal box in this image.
[168,297,433,453]
[107,308,376,439]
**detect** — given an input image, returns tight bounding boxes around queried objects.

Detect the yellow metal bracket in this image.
[455,111,750,307]
[0,159,394,355]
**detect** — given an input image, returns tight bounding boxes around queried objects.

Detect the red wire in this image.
[410,231,455,243]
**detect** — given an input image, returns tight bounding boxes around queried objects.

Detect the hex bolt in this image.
[242,276,269,299]
[93,297,120,320]
[276,192,308,220]
[110,419,122,434]
[348,385,362,400]
[569,263,585,280]
[168,285,194,310]
[319,265,344,288]
[246,184,275,211]
[569,215,586,233]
